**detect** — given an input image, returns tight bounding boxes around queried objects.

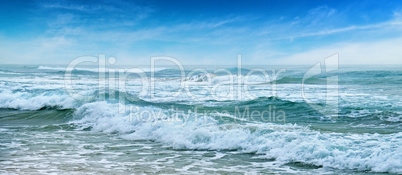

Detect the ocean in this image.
[0,63,401,174]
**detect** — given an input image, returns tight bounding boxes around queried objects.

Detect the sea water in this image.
[0,64,401,174]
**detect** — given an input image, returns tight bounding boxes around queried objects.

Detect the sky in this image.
[0,0,402,65]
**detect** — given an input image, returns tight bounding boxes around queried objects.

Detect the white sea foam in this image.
[0,71,20,75]
[38,65,167,73]
[37,66,66,71]
[0,89,78,110]
[72,101,402,174]
[185,73,271,84]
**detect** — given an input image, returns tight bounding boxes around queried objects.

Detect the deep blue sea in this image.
[0,64,401,174]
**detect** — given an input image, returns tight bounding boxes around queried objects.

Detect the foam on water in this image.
[38,65,167,73]
[0,71,20,75]
[71,101,402,174]
[186,73,271,84]
[0,89,77,110]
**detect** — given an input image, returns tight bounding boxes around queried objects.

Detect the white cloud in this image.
[270,37,402,65]
[285,19,402,40]
[0,36,74,64]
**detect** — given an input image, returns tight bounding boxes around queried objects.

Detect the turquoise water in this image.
[0,64,401,174]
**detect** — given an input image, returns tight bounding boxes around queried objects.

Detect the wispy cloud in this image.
[255,5,402,43]
[42,3,87,11]
[44,14,249,45]
[41,0,154,30]
[41,0,127,13]
[284,19,402,41]
[270,37,402,65]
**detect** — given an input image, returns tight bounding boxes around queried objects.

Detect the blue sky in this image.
[1,0,402,65]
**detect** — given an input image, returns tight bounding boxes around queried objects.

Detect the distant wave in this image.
[0,89,79,110]
[0,71,20,75]
[340,70,402,77]
[38,66,167,73]
[2,88,400,128]
[185,73,271,84]
[37,66,66,71]
[184,73,328,85]
[225,67,251,73]
[274,76,327,84]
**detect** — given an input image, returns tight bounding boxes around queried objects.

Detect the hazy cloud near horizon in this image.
[0,0,402,65]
